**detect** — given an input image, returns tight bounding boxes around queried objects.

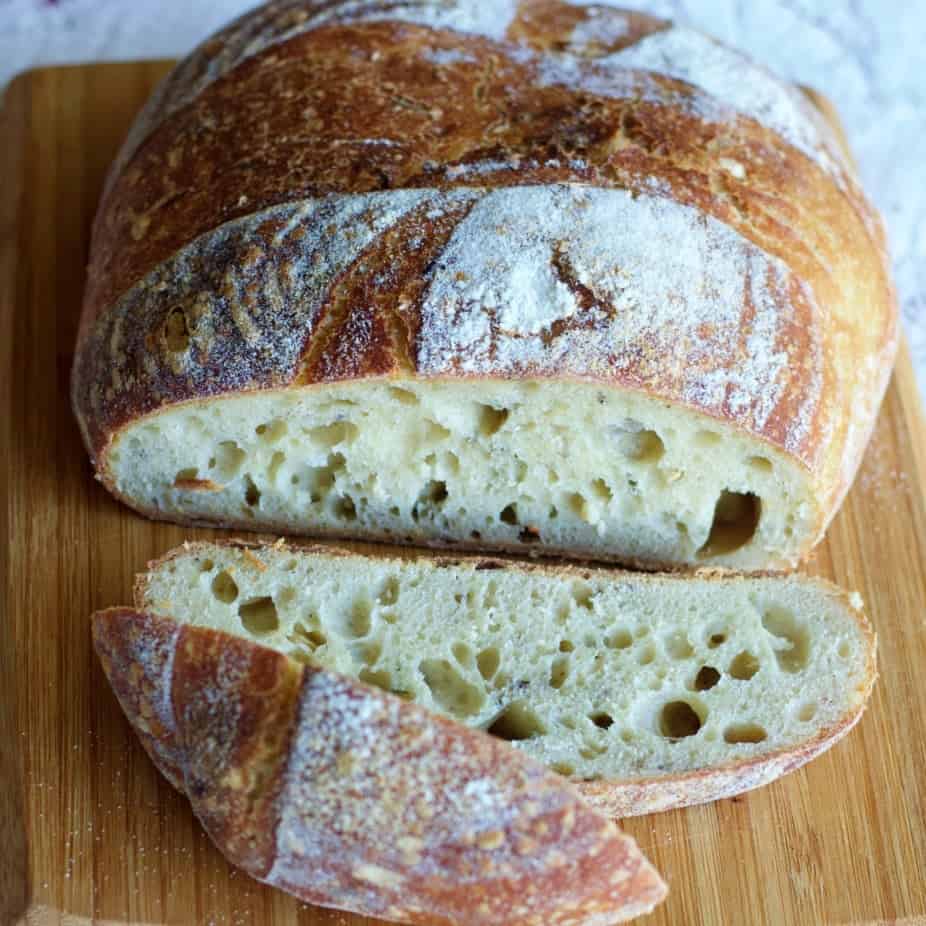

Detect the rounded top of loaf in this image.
[73,0,897,535]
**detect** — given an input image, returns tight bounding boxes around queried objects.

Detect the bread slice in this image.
[93,606,667,924]
[137,540,876,815]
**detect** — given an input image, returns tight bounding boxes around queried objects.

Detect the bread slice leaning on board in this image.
[93,605,667,926]
[110,540,875,822]
[71,0,897,572]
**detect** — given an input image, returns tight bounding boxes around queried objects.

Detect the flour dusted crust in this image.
[73,0,897,568]
[93,607,667,925]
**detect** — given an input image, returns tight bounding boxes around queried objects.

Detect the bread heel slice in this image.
[93,608,667,926]
[136,541,877,817]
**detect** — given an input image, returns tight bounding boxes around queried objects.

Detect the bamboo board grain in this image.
[1,61,925,926]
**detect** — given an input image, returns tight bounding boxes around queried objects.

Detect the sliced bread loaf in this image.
[73,0,898,572]
[136,540,876,816]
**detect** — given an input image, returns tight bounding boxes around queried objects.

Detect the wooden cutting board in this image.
[2,61,925,926]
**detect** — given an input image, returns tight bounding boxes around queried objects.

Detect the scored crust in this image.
[72,0,898,566]
[92,607,667,925]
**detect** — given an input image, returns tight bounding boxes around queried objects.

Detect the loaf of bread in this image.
[71,0,897,571]
[128,540,875,817]
[93,605,667,925]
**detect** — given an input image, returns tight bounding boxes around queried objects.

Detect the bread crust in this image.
[133,538,878,816]
[71,1,898,568]
[93,607,667,925]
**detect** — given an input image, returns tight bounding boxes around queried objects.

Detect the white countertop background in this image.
[2,0,924,400]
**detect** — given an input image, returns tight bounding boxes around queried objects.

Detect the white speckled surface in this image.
[2,0,924,398]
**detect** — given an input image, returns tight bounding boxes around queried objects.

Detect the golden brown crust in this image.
[92,607,668,924]
[72,0,898,567]
[92,608,186,791]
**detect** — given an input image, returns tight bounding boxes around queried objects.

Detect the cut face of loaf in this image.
[111,381,811,570]
[139,542,876,815]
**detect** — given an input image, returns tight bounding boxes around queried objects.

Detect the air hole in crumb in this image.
[729,650,760,680]
[356,639,382,666]
[591,478,613,504]
[518,526,540,543]
[238,597,279,636]
[567,493,590,522]
[420,659,485,717]
[748,455,773,473]
[665,632,693,659]
[559,640,575,653]
[659,701,703,739]
[211,570,239,603]
[444,451,461,475]
[359,668,393,692]
[549,656,570,690]
[708,631,727,648]
[377,577,400,606]
[452,642,473,667]
[268,451,286,484]
[199,559,214,572]
[244,475,261,507]
[618,427,664,462]
[549,505,559,519]
[698,491,761,558]
[762,606,810,673]
[838,641,851,659]
[424,418,451,443]
[637,644,656,665]
[487,701,546,741]
[413,481,448,521]
[478,404,509,437]
[389,386,419,405]
[500,504,518,525]
[606,629,633,650]
[346,597,372,638]
[256,419,288,443]
[307,421,359,448]
[694,666,721,691]
[471,530,481,540]
[477,647,500,681]
[174,467,198,485]
[288,622,326,651]
[798,702,817,722]
[278,587,296,607]
[551,762,575,777]
[620,729,635,744]
[694,430,721,447]
[164,307,190,352]
[212,441,246,481]
[334,495,357,521]
[723,723,767,744]
[590,712,614,730]
[571,582,594,610]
